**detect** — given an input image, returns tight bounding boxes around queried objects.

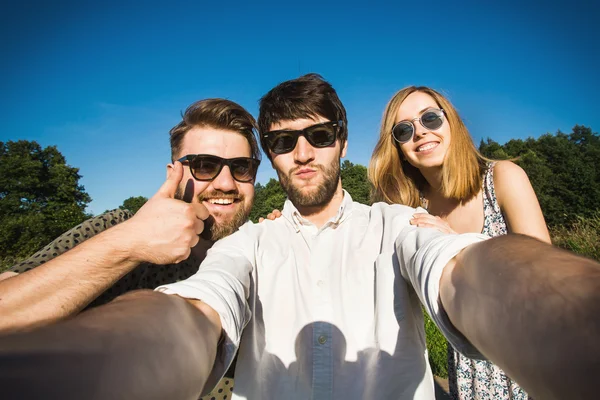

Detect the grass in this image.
[551,213,600,261]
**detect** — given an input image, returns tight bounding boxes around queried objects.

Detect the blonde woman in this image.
[369,86,551,400]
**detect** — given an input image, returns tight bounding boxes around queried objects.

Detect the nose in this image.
[413,118,428,139]
[293,135,315,165]
[211,165,237,193]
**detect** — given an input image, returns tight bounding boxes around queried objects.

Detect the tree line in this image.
[1,125,598,271]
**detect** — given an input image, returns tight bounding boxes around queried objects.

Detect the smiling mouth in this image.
[416,142,439,152]
[205,198,240,205]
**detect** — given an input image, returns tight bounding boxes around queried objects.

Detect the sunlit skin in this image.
[268,116,347,227]
[169,127,255,238]
[395,91,451,174]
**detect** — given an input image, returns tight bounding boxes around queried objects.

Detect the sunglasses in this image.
[262,120,343,155]
[177,154,260,183]
[391,108,445,143]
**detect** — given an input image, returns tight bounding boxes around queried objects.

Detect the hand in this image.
[122,162,209,264]
[258,209,282,223]
[410,213,457,234]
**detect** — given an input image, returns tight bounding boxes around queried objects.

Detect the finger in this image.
[273,209,282,218]
[417,222,450,233]
[195,219,205,235]
[259,217,265,223]
[190,234,200,249]
[156,162,184,199]
[412,212,429,217]
[192,203,210,221]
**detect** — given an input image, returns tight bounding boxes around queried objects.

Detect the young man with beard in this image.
[0,98,260,334]
[1,76,599,400]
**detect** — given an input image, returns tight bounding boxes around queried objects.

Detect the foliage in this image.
[340,160,371,205]
[120,196,148,214]
[0,141,91,270]
[479,125,600,227]
[424,312,448,378]
[551,212,600,261]
[249,178,287,222]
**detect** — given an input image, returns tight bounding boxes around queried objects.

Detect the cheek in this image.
[399,144,411,157]
[241,184,255,204]
[187,179,211,199]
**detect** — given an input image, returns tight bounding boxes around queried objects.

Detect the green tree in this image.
[340,160,371,205]
[0,140,91,269]
[249,178,286,222]
[479,126,600,226]
[120,196,148,214]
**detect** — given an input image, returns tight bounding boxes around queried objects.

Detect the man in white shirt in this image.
[1,75,598,400]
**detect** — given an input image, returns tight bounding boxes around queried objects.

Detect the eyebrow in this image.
[397,106,437,122]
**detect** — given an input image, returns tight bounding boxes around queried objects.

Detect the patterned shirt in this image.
[447,163,530,400]
[8,208,233,399]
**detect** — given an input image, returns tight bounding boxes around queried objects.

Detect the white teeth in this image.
[417,142,438,152]
[207,198,234,205]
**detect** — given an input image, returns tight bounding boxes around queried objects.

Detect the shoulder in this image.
[363,202,418,238]
[7,209,134,274]
[370,201,419,219]
[491,161,533,205]
[210,217,289,252]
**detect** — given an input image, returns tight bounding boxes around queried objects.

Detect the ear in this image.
[340,139,348,158]
[166,163,175,179]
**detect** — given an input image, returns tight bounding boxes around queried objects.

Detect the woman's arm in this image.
[493,160,551,243]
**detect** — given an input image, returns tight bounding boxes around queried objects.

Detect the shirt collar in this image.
[282,190,354,232]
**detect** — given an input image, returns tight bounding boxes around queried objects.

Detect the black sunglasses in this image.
[262,120,343,155]
[391,108,445,143]
[177,154,260,183]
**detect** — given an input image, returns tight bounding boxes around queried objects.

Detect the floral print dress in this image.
[447,163,530,400]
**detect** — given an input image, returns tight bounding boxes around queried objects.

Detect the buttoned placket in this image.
[296,215,347,400]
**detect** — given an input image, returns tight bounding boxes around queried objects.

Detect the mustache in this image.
[197,190,243,202]
[174,180,243,203]
[288,164,324,176]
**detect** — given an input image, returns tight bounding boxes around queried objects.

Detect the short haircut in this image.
[258,73,348,159]
[169,98,261,161]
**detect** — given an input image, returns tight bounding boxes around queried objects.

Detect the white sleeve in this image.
[396,225,489,359]
[156,227,254,394]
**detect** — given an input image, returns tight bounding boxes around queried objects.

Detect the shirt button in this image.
[318,335,327,345]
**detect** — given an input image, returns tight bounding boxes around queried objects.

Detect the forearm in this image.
[441,234,600,399]
[0,290,220,400]
[0,223,141,332]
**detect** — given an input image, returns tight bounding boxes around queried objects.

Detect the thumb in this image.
[157,161,183,198]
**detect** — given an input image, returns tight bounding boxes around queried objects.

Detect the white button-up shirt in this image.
[157,191,487,399]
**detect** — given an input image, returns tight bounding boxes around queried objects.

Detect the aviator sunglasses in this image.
[177,154,260,183]
[391,108,445,143]
[262,120,343,155]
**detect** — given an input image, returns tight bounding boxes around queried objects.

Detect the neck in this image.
[420,166,444,193]
[296,181,344,229]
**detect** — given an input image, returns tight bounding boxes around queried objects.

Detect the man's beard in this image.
[175,188,251,241]
[277,158,341,209]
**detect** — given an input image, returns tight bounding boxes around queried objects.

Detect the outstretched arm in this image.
[0,162,208,333]
[0,290,222,400]
[440,234,600,400]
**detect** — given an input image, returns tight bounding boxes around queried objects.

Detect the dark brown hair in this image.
[258,73,348,159]
[170,98,260,161]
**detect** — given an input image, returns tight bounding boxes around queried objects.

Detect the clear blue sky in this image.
[1,0,598,215]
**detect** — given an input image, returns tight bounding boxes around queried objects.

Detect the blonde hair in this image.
[369,86,489,206]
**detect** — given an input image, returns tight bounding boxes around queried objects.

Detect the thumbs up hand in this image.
[122,162,210,265]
